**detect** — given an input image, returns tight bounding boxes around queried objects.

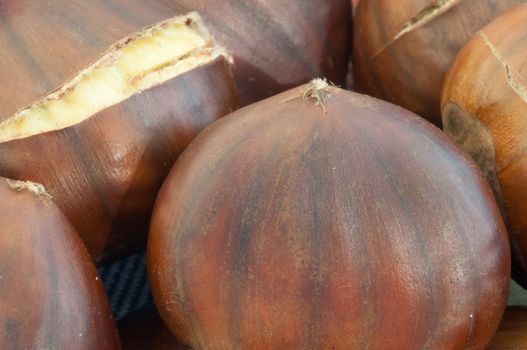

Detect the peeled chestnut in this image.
[353,0,523,126]
[0,9,238,263]
[441,3,527,287]
[119,306,188,350]
[487,307,527,350]
[0,177,120,349]
[149,80,509,349]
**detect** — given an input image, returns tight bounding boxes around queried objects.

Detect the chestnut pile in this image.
[0,0,526,349]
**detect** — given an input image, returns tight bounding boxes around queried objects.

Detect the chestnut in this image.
[119,306,189,350]
[162,0,351,106]
[487,307,527,350]
[0,177,120,349]
[441,4,527,288]
[0,11,238,263]
[353,0,523,126]
[149,80,509,349]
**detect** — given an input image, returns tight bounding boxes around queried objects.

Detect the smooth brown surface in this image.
[487,307,527,350]
[442,3,527,289]
[353,0,523,126]
[149,83,510,349]
[0,0,350,109]
[0,178,120,349]
[119,306,189,350]
[0,56,237,264]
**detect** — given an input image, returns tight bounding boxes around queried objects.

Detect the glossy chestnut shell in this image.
[0,5,238,263]
[0,178,120,349]
[149,81,510,349]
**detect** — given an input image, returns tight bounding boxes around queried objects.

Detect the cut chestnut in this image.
[353,0,523,126]
[0,0,350,109]
[0,177,120,349]
[149,80,509,349]
[441,3,527,288]
[0,12,238,263]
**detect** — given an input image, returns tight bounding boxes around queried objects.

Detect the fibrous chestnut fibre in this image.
[0,11,238,263]
[442,4,527,288]
[0,178,120,349]
[353,0,524,127]
[149,80,510,349]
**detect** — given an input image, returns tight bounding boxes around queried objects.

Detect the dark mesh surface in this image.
[98,251,154,320]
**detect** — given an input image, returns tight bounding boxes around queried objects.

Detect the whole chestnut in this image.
[0,10,238,263]
[0,177,120,349]
[353,0,523,126]
[119,306,189,350]
[487,307,527,350]
[441,3,527,288]
[149,80,509,349]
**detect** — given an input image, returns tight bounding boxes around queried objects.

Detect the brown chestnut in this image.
[353,0,523,126]
[0,177,120,349]
[441,4,527,288]
[119,306,189,350]
[487,307,527,350]
[149,80,509,349]
[163,0,351,106]
[0,11,238,263]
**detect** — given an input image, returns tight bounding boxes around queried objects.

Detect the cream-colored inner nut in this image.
[0,12,231,143]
